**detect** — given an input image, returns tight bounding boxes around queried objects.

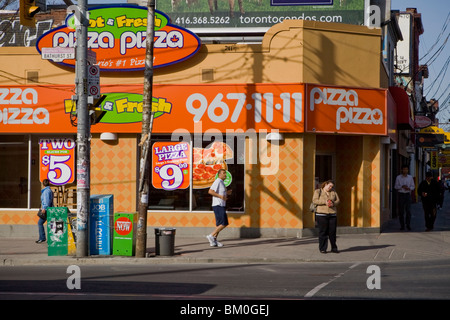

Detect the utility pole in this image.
[135,0,155,258]
[74,0,90,257]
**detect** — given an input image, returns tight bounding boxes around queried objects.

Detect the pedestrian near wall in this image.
[394,165,415,230]
[418,172,440,231]
[437,178,445,210]
[36,179,54,243]
[313,180,340,253]
[207,169,232,247]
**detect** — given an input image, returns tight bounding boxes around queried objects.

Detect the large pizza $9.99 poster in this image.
[152,140,234,190]
[152,142,190,190]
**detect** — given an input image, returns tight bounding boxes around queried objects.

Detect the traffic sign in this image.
[41,47,75,62]
[88,65,100,99]
[88,65,100,78]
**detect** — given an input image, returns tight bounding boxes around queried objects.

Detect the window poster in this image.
[192,141,233,189]
[39,138,76,185]
[148,135,244,212]
[152,141,190,190]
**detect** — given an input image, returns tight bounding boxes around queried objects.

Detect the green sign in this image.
[157,0,365,30]
[113,212,136,256]
[64,92,172,124]
[47,207,68,256]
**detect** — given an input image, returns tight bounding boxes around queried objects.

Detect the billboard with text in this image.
[156,0,365,31]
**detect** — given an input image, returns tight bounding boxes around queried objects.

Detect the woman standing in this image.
[313,180,340,253]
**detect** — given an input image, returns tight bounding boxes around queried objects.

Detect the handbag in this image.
[310,189,322,212]
[37,209,47,220]
[311,189,322,227]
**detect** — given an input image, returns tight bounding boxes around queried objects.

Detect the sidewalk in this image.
[1,193,450,266]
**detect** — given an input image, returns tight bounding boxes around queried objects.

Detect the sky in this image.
[392,0,450,130]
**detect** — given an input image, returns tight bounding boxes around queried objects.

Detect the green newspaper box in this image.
[47,207,68,256]
[113,212,136,256]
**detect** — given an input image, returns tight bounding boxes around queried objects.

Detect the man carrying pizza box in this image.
[207,169,232,247]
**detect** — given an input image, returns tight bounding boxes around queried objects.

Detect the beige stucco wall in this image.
[0,20,381,87]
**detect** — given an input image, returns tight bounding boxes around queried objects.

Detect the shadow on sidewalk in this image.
[339,244,393,253]
[169,237,318,256]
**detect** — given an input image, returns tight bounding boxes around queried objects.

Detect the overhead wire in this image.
[419,11,450,104]
[425,55,450,97]
[423,33,449,67]
[420,11,450,62]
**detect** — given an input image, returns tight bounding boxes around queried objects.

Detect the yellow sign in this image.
[420,126,444,134]
[67,222,76,256]
[431,151,450,168]
[420,126,450,146]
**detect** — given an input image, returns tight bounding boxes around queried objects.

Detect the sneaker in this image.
[206,234,217,247]
[215,239,223,247]
[35,240,46,244]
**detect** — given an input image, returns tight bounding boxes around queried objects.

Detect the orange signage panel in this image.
[306,85,387,135]
[0,84,304,133]
[1,84,390,136]
[0,86,74,133]
[151,83,305,133]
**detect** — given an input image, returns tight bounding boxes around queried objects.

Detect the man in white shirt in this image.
[394,165,415,230]
[207,169,232,247]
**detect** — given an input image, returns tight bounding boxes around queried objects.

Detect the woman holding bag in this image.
[313,180,340,254]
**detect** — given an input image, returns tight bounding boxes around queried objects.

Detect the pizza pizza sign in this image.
[152,142,190,190]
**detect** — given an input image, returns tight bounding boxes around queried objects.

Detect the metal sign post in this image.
[72,0,90,257]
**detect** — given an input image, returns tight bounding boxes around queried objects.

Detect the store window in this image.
[148,134,245,212]
[0,135,31,208]
[0,135,75,209]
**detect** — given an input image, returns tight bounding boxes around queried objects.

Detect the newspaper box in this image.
[47,207,68,256]
[113,212,136,256]
[89,194,114,255]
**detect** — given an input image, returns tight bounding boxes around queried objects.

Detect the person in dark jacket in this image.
[417,172,440,231]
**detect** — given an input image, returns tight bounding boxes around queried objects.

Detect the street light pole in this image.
[136,0,155,258]
[74,0,90,257]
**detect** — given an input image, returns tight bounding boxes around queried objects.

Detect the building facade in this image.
[0,5,405,238]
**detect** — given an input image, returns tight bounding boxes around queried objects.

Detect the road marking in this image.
[304,262,360,298]
[1,291,306,300]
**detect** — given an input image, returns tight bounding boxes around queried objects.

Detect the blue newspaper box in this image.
[89,194,114,255]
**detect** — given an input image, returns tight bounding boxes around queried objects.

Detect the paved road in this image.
[1,259,450,301]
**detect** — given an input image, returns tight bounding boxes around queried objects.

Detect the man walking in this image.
[394,165,415,230]
[207,169,231,247]
[36,179,54,243]
[418,171,440,231]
